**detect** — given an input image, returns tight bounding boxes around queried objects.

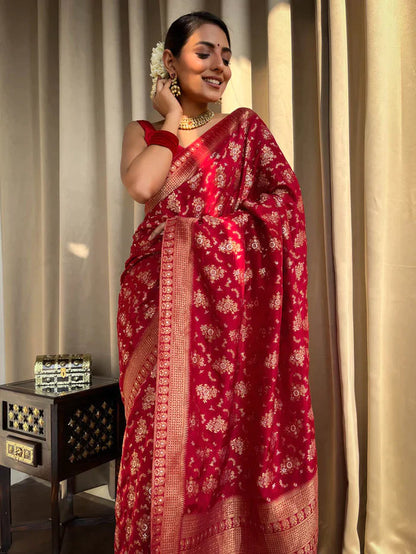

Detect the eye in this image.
[223,59,231,66]
[197,53,210,59]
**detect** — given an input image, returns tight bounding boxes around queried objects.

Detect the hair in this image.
[164,11,231,57]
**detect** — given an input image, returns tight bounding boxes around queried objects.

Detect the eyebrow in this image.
[195,41,232,55]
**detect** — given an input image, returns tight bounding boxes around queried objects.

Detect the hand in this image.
[152,77,183,120]
[148,221,166,241]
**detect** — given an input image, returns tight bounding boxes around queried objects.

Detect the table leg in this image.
[63,477,74,521]
[50,479,60,554]
[0,466,11,553]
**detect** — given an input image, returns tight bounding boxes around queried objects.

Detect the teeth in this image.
[204,78,221,85]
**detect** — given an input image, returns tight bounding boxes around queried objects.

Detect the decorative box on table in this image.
[34,354,91,394]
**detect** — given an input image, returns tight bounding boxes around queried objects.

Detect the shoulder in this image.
[122,120,147,150]
[124,120,145,138]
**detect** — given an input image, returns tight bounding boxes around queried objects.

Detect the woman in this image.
[116,11,318,553]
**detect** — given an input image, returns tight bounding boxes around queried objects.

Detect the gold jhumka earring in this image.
[170,74,181,97]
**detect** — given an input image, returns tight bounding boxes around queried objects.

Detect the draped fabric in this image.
[1,1,416,552]
[115,108,318,553]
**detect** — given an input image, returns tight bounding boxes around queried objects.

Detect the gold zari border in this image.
[151,217,196,553]
[122,313,159,421]
[179,475,318,554]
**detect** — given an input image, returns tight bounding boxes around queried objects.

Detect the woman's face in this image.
[173,23,232,104]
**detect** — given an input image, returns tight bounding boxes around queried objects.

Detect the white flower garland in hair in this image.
[150,41,169,98]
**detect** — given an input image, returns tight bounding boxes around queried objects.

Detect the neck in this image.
[179,97,209,118]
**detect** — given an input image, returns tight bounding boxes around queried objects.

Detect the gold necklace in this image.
[179,109,215,130]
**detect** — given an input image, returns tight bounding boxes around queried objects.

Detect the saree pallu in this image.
[115,108,318,554]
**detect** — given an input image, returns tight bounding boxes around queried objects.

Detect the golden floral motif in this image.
[293,311,302,331]
[144,305,157,319]
[213,356,234,375]
[232,268,245,285]
[218,238,242,255]
[214,165,227,188]
[280,455,301,475]
[260,145,277,166]
[137,514,150,542]
[134,419,147,443]
[269,237,282,250]
[167,192,181,213]
[186,476,200,496]
[193,289,209,308]
[142,386,155,410]
[261,411,274,429]
[127,483,135,509]
[248,237,261,251]
[192,197,205,215]
[195,232,211,249]
[282,220,290,239]
[269,292,282,310]
[219,468,237,485]
[307,441,317,462]
[257,469,274,488]
[294,230,307,248]
[227,141,242,162]
[291,384,308,401]
[290,345,307,367]
[196,384,219,403]
[206,415,228,433]
[203,264,226,282]
[233,213,249,225]
[191,352,206,367]
[200,324,221,342]
[265,351,279,369]
[282,168,295,183]
[230,437,245,455]
[202,474,218,494]
[216,295,238,314]
[295,262,305,280]
[285,419,304,437]
[234,381,248,398]
[187,170,203,190]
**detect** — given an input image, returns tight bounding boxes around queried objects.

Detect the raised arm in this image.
[120,78,183,204]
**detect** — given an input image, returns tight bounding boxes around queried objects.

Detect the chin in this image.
[185,86,224,105]
[199,90,223,104]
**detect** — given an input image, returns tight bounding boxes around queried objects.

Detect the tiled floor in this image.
[6,478,115,553]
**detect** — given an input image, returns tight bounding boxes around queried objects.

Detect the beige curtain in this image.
[1,0,415,551]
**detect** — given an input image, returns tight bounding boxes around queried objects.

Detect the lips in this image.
[203,77,222,86]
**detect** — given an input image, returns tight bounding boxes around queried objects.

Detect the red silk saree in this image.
[115,108,318,553]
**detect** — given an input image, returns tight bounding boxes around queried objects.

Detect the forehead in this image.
[186,23,230,49]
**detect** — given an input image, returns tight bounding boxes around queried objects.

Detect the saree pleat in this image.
[116,108,318,553]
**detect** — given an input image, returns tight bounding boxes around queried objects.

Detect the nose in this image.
[211,49,225,71]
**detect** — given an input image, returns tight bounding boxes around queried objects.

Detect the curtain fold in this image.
[0,1,415,552]
[364,2,416,552]
[322,1,361,551]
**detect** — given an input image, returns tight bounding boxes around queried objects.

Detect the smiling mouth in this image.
[203,77,222,85]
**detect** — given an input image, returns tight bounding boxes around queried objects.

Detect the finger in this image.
[155,77,166,93]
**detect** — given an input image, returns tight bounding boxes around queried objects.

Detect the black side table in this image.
[0,377,125,553]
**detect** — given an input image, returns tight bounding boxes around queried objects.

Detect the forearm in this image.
[123,114,181,203]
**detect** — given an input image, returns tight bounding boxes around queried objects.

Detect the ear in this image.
[163,49,176,77]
